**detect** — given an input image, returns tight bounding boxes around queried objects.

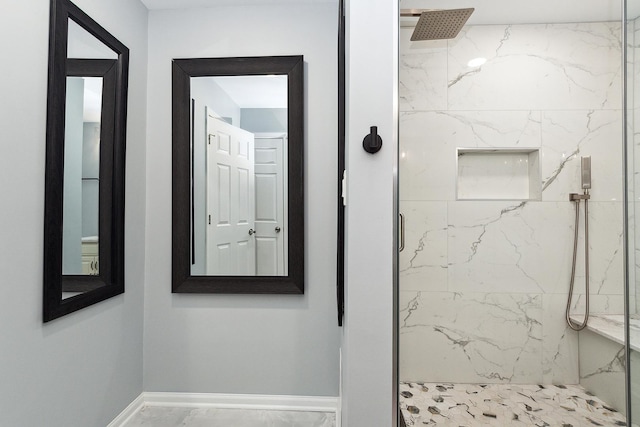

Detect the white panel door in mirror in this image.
[191,75,288,276]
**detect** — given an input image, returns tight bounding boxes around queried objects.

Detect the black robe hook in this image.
[363,126,382,154]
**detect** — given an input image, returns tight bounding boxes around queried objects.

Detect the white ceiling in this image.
[141,0,639,23]
[141,0,336,10]
[401,0,626,25]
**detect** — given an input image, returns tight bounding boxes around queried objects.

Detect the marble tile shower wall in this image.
[399,22,625,385]
[632,17,640,313]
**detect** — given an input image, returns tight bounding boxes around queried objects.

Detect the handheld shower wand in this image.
[581,156,591,190]
[566,156,591,331]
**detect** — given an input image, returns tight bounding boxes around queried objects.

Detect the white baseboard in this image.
[109,392,338,426]
[106,394,144,427]
[337,348,342,427]
[143,392,338,412]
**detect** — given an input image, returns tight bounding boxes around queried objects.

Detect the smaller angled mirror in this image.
[62,20,117,287]
[44,0,128,321]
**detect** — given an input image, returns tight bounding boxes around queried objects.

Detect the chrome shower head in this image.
[401,8,474,41]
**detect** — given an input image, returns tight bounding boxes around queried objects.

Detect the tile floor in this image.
[123,406,335,427]
[399,382,626,426]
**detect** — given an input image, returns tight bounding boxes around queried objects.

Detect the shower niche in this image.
[456,148,541,201]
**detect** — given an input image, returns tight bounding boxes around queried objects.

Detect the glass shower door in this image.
[400,1,630,425]
[627,0,640,423]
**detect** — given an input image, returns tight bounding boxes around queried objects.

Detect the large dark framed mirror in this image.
[43,0,129,322]
[172,56,304,294]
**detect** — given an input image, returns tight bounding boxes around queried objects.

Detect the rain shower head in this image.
[401,8,474,41]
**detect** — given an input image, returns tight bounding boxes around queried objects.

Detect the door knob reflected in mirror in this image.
[275,226,281,233]
[248,229,255,236]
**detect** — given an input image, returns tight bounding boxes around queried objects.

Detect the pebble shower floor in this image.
[399,382,626,426]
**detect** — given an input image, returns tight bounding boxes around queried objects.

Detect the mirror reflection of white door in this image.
[205,107,255,275]
[254,136,287,275]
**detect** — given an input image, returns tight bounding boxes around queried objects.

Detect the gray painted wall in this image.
[0,0,148,425]
[241,108,287,133]
[144,3,341,396]
[191,77,241,126]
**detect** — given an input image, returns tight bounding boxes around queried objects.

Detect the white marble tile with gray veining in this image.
[579,329,626,412]
[399,201,448,292]
[630,19,638,112]
[540,110,623,202]
[400,291,542,384]
[627,192,637,313]
[568,293,625,316]
[633,17,640,115]
[447,22,622,111]
[574,314,640,352]
[447,201,574,294]
[400,112,456,201]
[571,202,625,296]
[446,110,542,149]
[400,110,542,201]
[399,28,447,112]
[577,314,626,346]
[541,294,579,384]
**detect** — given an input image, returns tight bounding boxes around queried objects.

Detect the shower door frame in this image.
[624,0,633,421]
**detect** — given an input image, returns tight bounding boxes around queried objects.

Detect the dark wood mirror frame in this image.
[172,55,304,294]
[43,0,129,322]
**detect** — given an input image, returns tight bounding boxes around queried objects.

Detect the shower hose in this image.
[565,192,590,331]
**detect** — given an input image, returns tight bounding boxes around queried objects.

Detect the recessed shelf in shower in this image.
[456,148,542,201]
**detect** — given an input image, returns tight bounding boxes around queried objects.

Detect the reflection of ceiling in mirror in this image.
[206,76,288,108]
[67,20,118,59]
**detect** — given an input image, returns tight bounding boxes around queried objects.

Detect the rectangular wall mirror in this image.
[43,0,129,321]
[172,56,304,293]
